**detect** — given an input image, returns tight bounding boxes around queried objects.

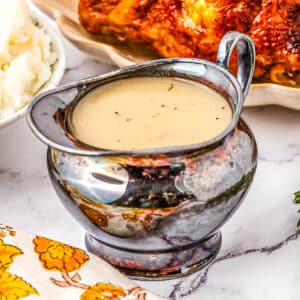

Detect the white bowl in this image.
[0,8,66,129]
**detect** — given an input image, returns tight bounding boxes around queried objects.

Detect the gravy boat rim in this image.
[27,57,245,157]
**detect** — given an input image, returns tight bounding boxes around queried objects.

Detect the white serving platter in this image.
[32,0,300,110]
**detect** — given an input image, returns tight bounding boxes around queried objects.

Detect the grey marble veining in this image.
[0,36,299,299]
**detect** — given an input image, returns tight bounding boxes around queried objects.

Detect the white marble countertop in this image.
[0,37,299,300]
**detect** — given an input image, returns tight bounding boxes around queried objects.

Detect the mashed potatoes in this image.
[0,0,57,117]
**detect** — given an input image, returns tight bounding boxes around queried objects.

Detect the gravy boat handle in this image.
[216,31,255,99]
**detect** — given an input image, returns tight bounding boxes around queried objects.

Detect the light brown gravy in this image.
[70,77,232,150]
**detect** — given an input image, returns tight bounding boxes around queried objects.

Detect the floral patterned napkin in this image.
[0,224,165,300]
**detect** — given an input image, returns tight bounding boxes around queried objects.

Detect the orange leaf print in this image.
[80,283,126,300]
[0,225,16,238]
[0,271,38,299]
[0,239,22,272]
[33,236,89,272]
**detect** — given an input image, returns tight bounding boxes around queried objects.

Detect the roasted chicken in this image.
[78,0,300,85]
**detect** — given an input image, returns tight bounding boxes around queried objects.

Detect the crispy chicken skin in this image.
[79,0,299,85]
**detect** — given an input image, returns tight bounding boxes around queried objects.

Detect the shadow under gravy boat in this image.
[27,31,257,280]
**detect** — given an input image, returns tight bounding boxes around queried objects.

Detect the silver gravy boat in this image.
[27,31,257,280]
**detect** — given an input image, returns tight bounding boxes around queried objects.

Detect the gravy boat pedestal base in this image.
[85,232,222,280]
